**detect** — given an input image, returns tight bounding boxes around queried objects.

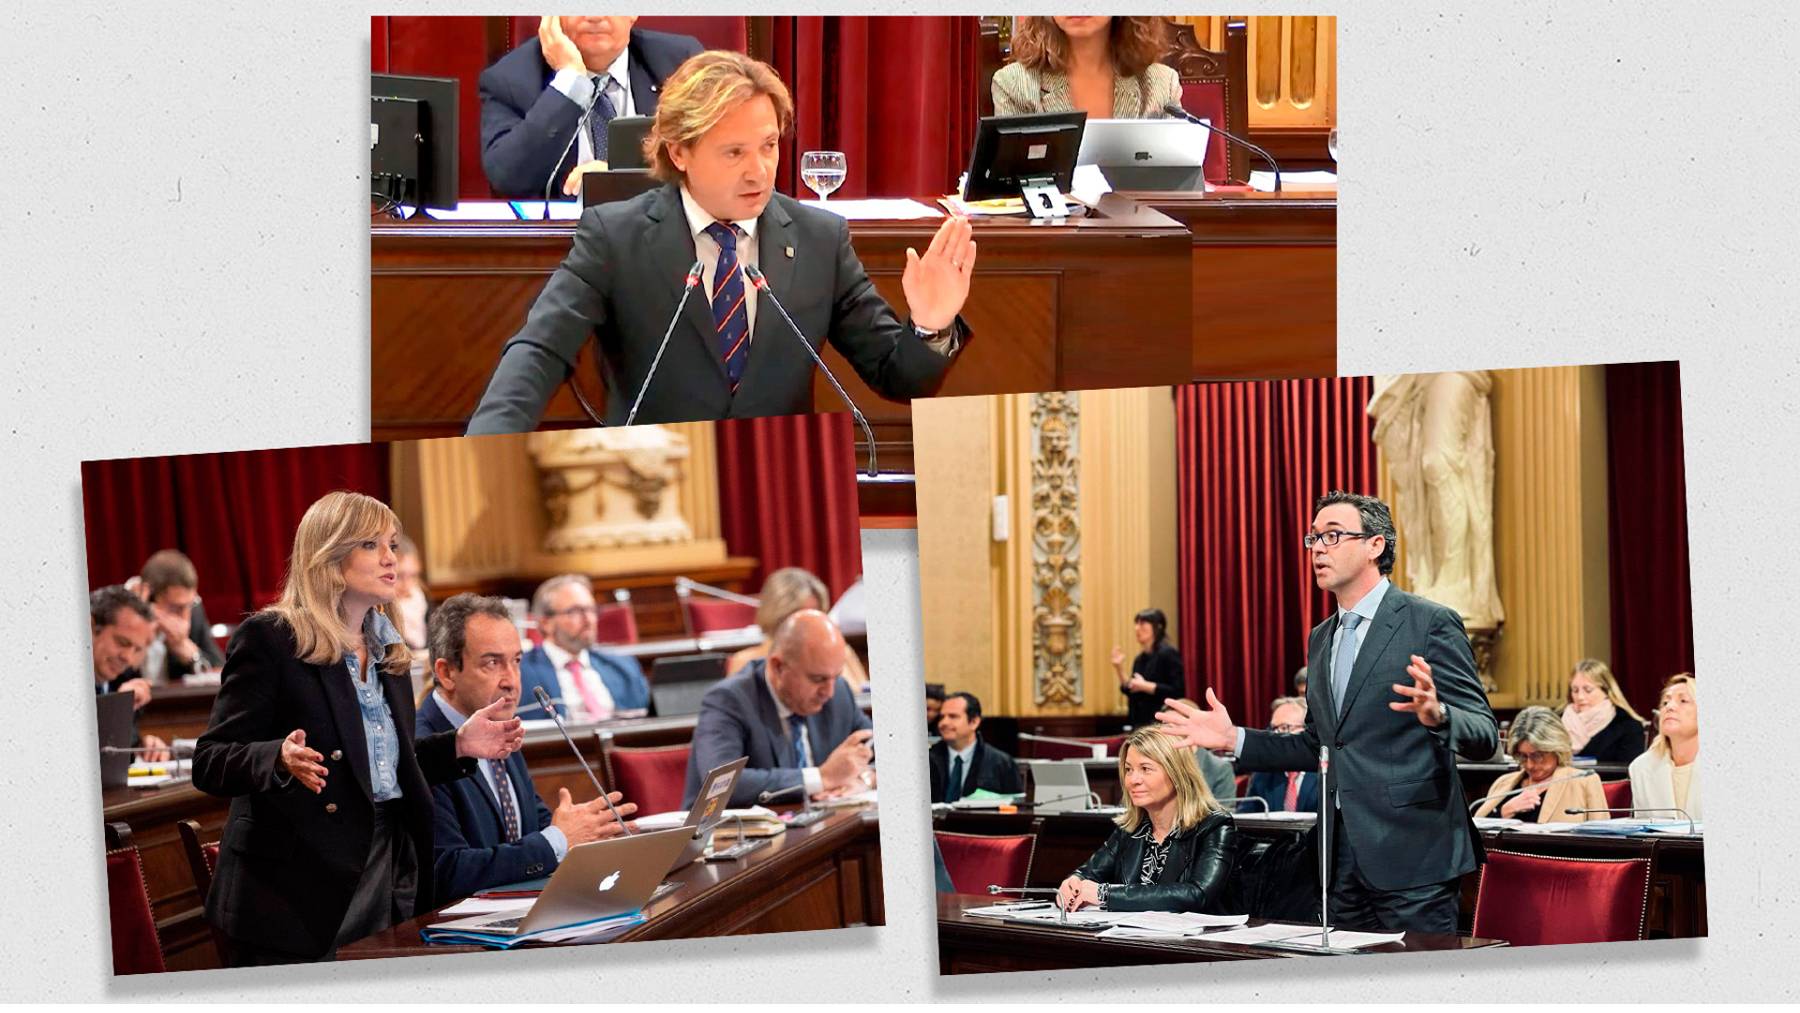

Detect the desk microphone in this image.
[1467,769,1598,814]
[1029,791,1102,811]
[624,260,706,426]
[742,264,879,479]
[1563,807,1698,834]
[758,781,829,827]
[1161,103,1284,193]
[542,86,602,217]
[530,686,635,834]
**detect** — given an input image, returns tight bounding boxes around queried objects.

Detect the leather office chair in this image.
[604,742,692,817]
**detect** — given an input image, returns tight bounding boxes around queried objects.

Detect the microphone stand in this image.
[530,687,635,833]
[1162,102,1284,193]
[704,812,766,862]
[758,782,829,828]
[986,884,1068,925]
[1252,745,1358,955]
[1564,807,1698,835]
[624,260,706,426]
[743,264,879,479]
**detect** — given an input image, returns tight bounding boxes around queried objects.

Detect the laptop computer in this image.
[1026,759,1094,813]
[1075,118,1212,191]
[672,756,750,866]
[649,653,727,717]
[431,826,693,937]
[96,691,135,788]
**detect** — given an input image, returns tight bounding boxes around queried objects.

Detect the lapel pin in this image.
[785,245,794,259]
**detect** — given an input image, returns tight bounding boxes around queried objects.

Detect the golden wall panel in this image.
[1176,15,1337,128]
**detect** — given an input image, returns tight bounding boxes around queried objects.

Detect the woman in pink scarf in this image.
[1560,659,1647,762]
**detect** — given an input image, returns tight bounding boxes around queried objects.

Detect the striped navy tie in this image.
[705,222,750,389]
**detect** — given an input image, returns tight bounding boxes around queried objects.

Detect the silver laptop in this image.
[1075,118,1212,191]
[434,826,693,937]
[1027,759,1095,813]
[672,756,748,867]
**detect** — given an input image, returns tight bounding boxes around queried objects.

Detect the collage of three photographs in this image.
[85,13,1700,981]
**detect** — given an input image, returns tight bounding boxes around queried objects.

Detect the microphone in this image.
[758,781,829,827]
[987,885,1069,923]
[741,264,879,479]
[624,259,707,426]
[1228,795,1270,813]
[530,686,635,834]
[1468,769,1599,814]
[1028,790,1100,811]
[541,82,602,216]
[1563,807,1697,835]
[512,694,564,717]
[1316,745,1330,948]
[1162,103,1284,193]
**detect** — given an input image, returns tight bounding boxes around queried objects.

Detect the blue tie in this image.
[705,222,750,390]
[1331,612,1364,718]
[787,713,809,768]
[946,754,965,803]
[588,76,617,161]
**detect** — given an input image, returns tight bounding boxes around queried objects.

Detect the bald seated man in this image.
[682,609,873,808]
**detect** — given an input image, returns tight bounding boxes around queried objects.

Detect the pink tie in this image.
[1283,771,1302,812]
[567,658,612,720]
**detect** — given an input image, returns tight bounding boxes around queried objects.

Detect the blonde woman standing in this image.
[194,491,523,964]
[1056,726,1236,913]
[1473,706,1606,823]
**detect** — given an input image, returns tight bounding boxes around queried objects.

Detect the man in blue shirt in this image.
[418,593,636,901]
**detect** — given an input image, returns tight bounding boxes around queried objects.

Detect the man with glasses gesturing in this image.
[1158,491,1497,934]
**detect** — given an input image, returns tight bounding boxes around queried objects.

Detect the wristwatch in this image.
[1096,883,1111,910]
[912,322,945,339]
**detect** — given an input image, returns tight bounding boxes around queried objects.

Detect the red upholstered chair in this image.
[178,818,233,966]
[1472,850,1652,946]
[594,601,639,646]
[604,743,692,817]
[1602,779,1632,813]
[682,598,758,636]
[935,831,1038,896]
[104,822,166,975]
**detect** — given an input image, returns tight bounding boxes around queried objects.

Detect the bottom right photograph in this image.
[910,361,1701,973]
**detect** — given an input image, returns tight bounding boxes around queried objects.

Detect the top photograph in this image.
[369,14,1338,456]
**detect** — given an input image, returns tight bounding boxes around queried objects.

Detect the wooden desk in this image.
[371,194,1194,456]
[1119,188,1337,380]
[938,893,1499,974]
[933,808,1706,939]
[338,807,883,958]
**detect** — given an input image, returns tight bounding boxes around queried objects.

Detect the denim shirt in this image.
[344,610,406,802]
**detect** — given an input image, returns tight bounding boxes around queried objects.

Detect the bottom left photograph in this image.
[80,414,881,973]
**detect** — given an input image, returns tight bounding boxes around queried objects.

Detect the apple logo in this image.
[597,871,621,893]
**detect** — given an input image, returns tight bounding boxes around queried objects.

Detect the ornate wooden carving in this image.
[1030,393,1083,707]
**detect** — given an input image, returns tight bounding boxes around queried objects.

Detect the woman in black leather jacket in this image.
[1057,726,1237,913]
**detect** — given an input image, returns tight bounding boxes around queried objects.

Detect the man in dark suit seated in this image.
[125,549,225,683]
[417,593,635,902]
[683,609,873,808]
[517,574,650,722]
[1160,491,1498,934]
[90,585,170,762]
[928,691,1021,803]
[479,16,703,198]
[1244,696,1319,813]
[467,49,976,434]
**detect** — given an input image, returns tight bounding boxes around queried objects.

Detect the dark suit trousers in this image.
[1328,810,1458,934]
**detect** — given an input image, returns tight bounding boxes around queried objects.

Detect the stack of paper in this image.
[1205,923,1405,950]
[798,198,943,220]
[1251,170,1338,192]
[1098,911,1251,939]
[422,908,645,949]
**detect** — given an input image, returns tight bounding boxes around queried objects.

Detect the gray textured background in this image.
[2,0,1796,1001]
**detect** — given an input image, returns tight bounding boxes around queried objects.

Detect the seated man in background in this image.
[519,574,650,722]
[684,610,872,808]
[479,15,703,197]
[419,593,636,901]
[127,549,224,683]
[89,586,170,761]
[1245,697,1319,813]
[925,683,946,741]
[466,49,974,433]
[928,691,1021,803]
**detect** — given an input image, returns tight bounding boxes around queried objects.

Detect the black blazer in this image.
[1236,585,1498,892]
[1125,642,1184,728]
[192,613,476,959]
[1074,810,1237,913]
[928,737,1022,803]
[466,185,965,434]
[1576,708,1647,763]
[477,29,704,197]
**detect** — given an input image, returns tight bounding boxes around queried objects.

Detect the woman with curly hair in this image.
[993,16,1179,120]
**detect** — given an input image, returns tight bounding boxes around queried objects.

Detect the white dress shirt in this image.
[680,185,763,338]
[765,670,823,797]
[433,691,569,860]
[550,47,637,164]
[541,640,617,720]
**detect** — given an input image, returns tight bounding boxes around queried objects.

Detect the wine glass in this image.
[1328,128,1338,163]
[801,150,847,202]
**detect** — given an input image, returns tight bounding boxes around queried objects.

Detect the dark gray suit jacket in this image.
[465,185,963,434]
[681,660,872,809]
[1235,584,1497,892]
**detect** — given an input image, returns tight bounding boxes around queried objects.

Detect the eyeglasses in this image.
[1513,749,1557,766]
[550,605,599,619]
[1270,723,1305,734]
[1302,530,1373,549]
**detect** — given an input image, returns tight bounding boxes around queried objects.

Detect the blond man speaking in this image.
[469,50,975,434]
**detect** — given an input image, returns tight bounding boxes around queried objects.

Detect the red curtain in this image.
[1604,361,1694,715]
[81,445,390,625]
[772,17,981,199]
[714,413,863,598]
[1174,378,1379,721]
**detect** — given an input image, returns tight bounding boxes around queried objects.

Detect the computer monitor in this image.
[649,653,728,717]
[96,691,134,788]
[1075,118,1212,191]
[961,110,1086,205]
[606,116,654,171]
[370,72,459,211]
